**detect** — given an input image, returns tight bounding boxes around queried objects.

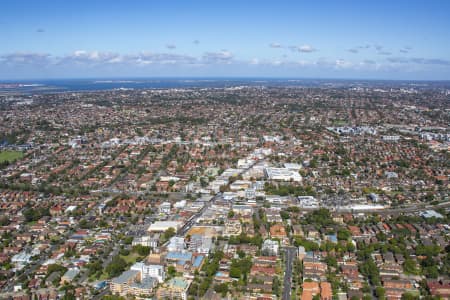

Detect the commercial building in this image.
[148,221,182,233]
[130,262,165,283]
[110,269,157,297]
[167,236,186,252]
[265,167,302,182]
[157,277,191,300]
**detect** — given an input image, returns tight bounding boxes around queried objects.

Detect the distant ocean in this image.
[0,78,291,94]
[0,78,449,94]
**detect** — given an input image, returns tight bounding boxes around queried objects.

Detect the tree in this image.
[237,249,246,259]
[403,259,420,275]
[61,291,76,300]
[272,276,281,296]
[164,227,176,240]
[337,229,351,241]
[304,208,334,227]
[86,260,102,276]
[280,210,290,220]
[362,284,371,293]
[199,280,210,296]
[359,258,380,286]
[346,242,355,252]
[105,256,127,278]
[123,236,133,245]
[64,247,76,258]
[214,283,229,297]
[324,256,338,268]
[79,219,92,229]
[294,237,319,251]
[119,248,130,256]
[229,265,241,278]
[229,257,252,281]
[375,286,386,299]
[416,244,440,257]
[46,264,67,277]
[22,207,50,222]
[401,292,419,300]
[103,296,126,300]
[168,266,176,277]
[423,265,439,278]
[132,245,151,256]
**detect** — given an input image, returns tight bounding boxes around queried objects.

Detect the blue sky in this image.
[1,0,450,80]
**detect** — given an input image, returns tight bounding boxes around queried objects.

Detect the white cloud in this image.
[202,50,234,63]
[129,52,197,65]
[0,52,52,65]
[334,59,353,69]
[388,57,450,66]
[1,49,449,78]
[298,45,316,53]
[289,45,316,53]
[269,42,282,48]
[73,50,87,57]
[64,50,121,64]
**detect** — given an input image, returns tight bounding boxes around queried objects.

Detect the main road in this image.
[282,247,297,300]
[300,201,450,216]
[177,158,266,237]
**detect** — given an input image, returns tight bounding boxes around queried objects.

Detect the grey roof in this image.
[130,276,157,290]
[111,270,140,284]
[62,268,80,280]
[420,210,444,219]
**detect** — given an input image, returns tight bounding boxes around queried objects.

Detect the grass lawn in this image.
[89,271,110,282]
[332,120,348,126]
[121,252,142,264]
[90,253,143,281]
[99,272,109,280]
[0,150,23,163]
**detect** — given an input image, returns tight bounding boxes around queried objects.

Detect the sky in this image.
[1,0,450,80]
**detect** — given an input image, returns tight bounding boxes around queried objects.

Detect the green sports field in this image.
[0,150,24,163]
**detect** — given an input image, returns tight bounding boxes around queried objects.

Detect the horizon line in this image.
[1,76,450,82]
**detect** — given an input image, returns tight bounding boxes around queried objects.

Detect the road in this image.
[177,158,264,237]
[282,247,296,300]
[177,194,219,236]
[300,201,450,216]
